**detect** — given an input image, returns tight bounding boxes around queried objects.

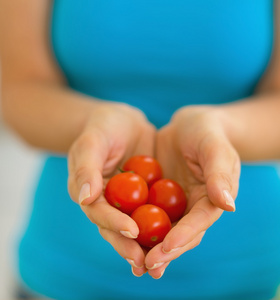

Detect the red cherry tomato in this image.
[131,204,172,248]
[104,172,148,215]
[148,179,187,223]
[122,155,163,187]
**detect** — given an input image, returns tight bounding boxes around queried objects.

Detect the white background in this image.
[0,119,42,300]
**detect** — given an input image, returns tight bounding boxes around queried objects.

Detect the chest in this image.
[51,0,274,125]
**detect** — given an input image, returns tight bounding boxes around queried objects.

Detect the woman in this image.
[1,1,280,299]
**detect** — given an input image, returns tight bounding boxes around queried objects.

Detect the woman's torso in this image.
[18,1,280,299]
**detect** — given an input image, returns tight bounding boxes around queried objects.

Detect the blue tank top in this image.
[18,1,280,300]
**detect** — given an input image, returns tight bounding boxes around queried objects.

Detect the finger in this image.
[98,227,147,277]
[199,136,241,212]
[68,130,110,205]
[162,196,222,253]
[147,262,170,280]
[82,196,139,238]
[145,231,206,273]
[131,265,148,277]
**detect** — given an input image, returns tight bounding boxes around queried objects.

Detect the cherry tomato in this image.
[104,172,148,215]
[148,179,187,223]
[122,155,163,187]
[131,204,172,248]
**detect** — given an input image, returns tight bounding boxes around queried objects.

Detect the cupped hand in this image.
[145,106,241,279]
[67,102,156,277]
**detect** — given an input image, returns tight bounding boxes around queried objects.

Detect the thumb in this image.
[67,130,109,206]
[202,138,241,212]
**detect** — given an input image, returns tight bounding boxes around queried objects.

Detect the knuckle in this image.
[84,200,121,230]
[217,172,233,191]
[177,221,198,237]
[197,232,205,245]
[192,206,216,228]
[69,132,97,161]
[97,226,107,239]
[102,210,118,229]
[193,239,201,249]
[67,175,76,202]
[74,165,89,186]
[82,206,97,224]
[188,231,206,251]
[208,171,233,194]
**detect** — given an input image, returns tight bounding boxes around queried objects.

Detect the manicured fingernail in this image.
[152,269,165,280]
[162,247,182,254]
[79,183,91,205]
[120,230,138,239]
[126,259,143,268]
[146,262,164,270]
[223,190,236,211]
[131,266,143,277]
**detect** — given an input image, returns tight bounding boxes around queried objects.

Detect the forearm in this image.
[219,92,280,161]
[2,80,102,153]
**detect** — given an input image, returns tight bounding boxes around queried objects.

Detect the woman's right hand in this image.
[67,101,156,277]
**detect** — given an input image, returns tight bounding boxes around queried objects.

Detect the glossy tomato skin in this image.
[104,172,148,215]
[131,204,172,248]
[148,179,187,223]
[122,155,163,188]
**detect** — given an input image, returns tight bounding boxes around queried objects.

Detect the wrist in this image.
[82,101,149,132]
[214,105,245,157]
[171,104,239,152]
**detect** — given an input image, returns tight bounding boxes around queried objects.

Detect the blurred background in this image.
[0,109,42,299]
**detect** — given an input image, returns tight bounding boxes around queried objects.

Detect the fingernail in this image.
[223,190,236,211]
[120,230,138,239]
[146,262,164,270]
[162,247,182,254]
[126,258,143,268]
[152,268,165,280]
[79,183,91,205]
[131,266,143,277]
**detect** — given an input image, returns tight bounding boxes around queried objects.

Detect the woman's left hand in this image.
[145,106,241,279]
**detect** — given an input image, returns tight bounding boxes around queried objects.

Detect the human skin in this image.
[1,0,280,280]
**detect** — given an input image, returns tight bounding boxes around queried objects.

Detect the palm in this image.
[68,103,156,277]
[156,123,223,224]
[145,107,240,279]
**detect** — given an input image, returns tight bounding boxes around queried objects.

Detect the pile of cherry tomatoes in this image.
[104,155,187,248]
